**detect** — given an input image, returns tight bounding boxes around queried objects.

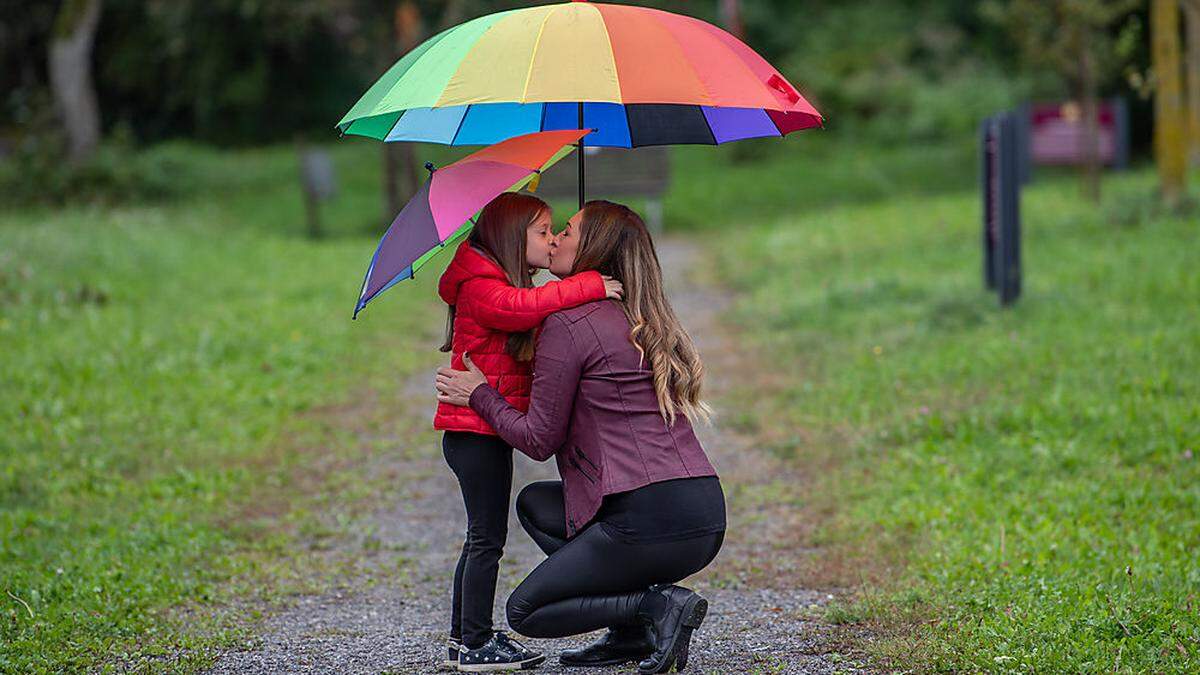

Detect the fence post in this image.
[981,112,1022,306]
[996,112,1022,306]
[980,116,998,290]
[1111,97,1130,171]
[298,145,337,239]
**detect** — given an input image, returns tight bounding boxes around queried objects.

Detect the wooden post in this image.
[1153,0,1187,203]
[299,145,337,239]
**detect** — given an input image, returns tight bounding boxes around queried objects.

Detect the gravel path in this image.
[206,238,864,674]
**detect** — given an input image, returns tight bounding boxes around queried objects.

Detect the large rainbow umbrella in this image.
[354,129,589,319]
[337,0,822,206]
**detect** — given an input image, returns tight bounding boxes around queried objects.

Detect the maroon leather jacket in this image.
[469,299,717,538]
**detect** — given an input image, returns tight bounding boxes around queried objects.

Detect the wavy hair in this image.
[571,200,710,425]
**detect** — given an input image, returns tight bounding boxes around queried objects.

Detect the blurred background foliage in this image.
[1,0,1152,205]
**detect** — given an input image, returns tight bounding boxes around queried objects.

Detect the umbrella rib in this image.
[450,105,472,145]
[519,5,558,104]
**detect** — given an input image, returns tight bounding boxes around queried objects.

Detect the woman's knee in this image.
[515,481,560,519]
[505,589,536,635]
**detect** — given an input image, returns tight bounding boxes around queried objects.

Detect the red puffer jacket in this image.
[433,240,606,435]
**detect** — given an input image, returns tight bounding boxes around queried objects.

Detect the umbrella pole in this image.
[577,102,585,210]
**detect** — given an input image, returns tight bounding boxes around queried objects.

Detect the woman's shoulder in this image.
[549,298,620,325]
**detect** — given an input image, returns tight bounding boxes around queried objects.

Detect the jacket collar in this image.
[438,240,508,305]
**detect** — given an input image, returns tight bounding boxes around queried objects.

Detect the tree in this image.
[984,0,1140,202]
[1153,0,1188,202]
[719,0,744,40]
[48,0,103,164]
[1183,0,1200,166]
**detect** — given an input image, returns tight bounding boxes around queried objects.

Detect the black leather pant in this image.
[444,431,514,648]
[506,481,724,638]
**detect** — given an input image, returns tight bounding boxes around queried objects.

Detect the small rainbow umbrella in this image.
[337,0,822,206]
[353,128,590,319]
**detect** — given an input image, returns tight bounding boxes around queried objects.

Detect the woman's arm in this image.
[465,272,607,333]
[466,314,583,461]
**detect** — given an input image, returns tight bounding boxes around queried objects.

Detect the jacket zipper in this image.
[575,446,598,471]
[569,456,597,484]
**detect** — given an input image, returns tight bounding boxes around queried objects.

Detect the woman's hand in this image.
[436,353,489,406]
[601,275,624,300]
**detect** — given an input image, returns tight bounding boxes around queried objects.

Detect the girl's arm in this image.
[465,271,606,333]
[468,314,582,461]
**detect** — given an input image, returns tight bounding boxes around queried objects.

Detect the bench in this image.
[530,146,671,233]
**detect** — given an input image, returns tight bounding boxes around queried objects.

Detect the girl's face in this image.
[549,210,583,278]
[524,209,556,269]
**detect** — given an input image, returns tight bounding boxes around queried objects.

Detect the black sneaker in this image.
[559,625,655,667]
[495,632,544,667]
[637,585,708,674]
[441,637,461,671]
[458,632,545,672]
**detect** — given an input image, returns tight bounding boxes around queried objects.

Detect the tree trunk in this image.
[1078,37,1102,202]
[396,1,423,196]
[719,0,745,40]
[48,0,103,165]
[1153,0,1187,203]
[1183,0,1200,167]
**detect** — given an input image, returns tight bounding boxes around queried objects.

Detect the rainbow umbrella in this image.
[354,128,589,319]
[337,0,822,206]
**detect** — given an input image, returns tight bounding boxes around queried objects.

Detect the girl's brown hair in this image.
[440,192,549,361]
[571,200,710,425]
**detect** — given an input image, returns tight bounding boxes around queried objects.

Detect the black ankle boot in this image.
[636,585,708,674]
[559,625,655,667]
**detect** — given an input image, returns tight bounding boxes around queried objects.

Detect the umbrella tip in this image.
[424,162,436,174]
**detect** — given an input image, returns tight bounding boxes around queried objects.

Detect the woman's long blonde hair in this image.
[572,200,711,426]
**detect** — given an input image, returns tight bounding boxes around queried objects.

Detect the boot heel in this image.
[682,597,708,628]
[673,596,707,671]
[673,626,693,671]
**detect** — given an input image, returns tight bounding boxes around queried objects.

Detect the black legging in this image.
[506,481,724,638]
[443,431,514,648]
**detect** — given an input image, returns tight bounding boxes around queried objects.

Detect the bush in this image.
[0,131,202,207]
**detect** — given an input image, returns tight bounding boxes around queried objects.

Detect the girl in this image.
[434,192,623,671]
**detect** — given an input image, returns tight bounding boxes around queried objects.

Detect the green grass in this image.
[0,140,452,672]
[708,151,1200,671]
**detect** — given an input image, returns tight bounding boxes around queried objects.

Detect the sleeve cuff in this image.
[581,270,605,299]
[468,383,504,417]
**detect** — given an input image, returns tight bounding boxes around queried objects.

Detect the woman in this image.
[437,201,725,674]
[434,192,623,671]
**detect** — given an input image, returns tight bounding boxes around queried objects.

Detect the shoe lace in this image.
[494,631,529,654]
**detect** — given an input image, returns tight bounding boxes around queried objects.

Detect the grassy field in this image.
[0,141,459,672]
[706,149,1200,671]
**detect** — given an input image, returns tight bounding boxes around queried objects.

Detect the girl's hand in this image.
[436,353,488,406]
[601,275,624,300]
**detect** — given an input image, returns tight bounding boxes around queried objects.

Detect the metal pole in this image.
[577,102,585,210]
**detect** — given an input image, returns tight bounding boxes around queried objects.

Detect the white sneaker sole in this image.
[457,654,546,672]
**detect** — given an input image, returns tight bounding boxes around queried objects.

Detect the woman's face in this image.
[524,209,556,269]
[549,209,583,278]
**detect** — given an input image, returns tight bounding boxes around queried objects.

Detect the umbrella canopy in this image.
[353,128,590,319]
[336,0,822,149]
